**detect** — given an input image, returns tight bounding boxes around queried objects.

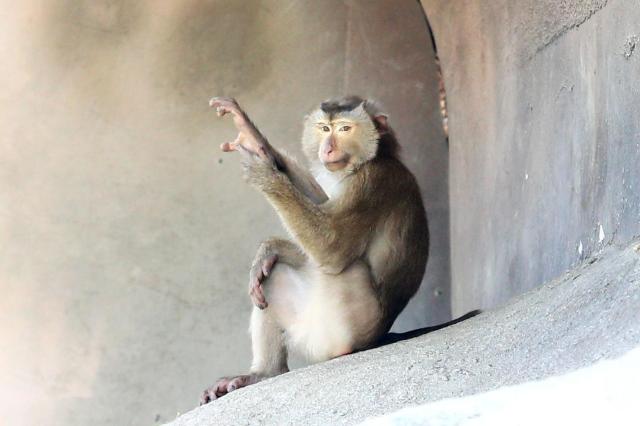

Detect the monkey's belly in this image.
[265,261,382,362]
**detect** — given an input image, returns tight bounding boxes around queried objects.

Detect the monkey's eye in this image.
[321,126,330,132]
[339,125,352,132]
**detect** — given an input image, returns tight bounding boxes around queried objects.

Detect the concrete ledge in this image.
[364,347,639,425]
[168,240,640,426]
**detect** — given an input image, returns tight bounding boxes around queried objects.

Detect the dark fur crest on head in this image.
[320,95,365,117]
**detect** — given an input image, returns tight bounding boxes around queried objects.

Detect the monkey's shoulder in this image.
[361,157,422,199]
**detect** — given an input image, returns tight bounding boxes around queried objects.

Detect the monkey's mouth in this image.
[323,158,350,171]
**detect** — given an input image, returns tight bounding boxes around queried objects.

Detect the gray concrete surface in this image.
[5,0,640,424]
[169,240,640,426]
[364,347,640,425]
[422,0,640,315]
[0,2,447,425]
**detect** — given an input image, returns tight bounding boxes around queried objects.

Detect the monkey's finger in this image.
[261,254,278,277]
[252,285,267,307]
[220,133,244,153]
[209,96,237,107]
[220,141,239,152]
[215,106,235,118]
[209,97,240,116]
[250,282,268,309]
[250,294,267,310]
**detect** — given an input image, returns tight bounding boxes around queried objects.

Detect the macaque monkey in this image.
[201,96,430,404]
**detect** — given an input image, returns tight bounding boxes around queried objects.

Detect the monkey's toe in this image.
[200,377,231,404]
[200,388,214,405]
[200,386,217,405]
[226,375,253,392]
[200,375,257,405]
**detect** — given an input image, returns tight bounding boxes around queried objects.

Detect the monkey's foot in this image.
[249,253,278,309]
[200,374,260,404]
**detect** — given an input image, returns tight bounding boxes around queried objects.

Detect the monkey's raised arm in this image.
[251,166,379,274]
[270,152,328,204]
[210,97,328,204]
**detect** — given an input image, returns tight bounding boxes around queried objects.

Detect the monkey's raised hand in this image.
[209,97,275,164]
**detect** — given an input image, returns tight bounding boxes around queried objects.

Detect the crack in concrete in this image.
[527,0,609,60]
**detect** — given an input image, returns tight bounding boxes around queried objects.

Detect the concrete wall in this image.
[423,0,640,315]
[0,1,447,425]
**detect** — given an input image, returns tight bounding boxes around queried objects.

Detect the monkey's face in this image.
[302,102,379,172]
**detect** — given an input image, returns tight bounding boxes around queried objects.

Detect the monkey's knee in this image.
[261,263,298,300]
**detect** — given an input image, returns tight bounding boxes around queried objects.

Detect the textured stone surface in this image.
[422,0,640,315]
[364,347,639,425]
[168,240,640,426]
[0,1,446,425]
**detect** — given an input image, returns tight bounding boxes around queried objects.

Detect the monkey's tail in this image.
[376,309,482,347]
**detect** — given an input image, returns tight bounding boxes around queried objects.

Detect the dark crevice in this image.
[418,1,449,142]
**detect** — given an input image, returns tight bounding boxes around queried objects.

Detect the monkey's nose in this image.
[323,139,336,156]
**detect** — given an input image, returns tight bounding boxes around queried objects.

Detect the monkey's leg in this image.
[200,261,382,404]
[200,241,304,404]
[259,261,383,363]
[249,306,289,375]
[200,263,303,405]
[199,306,288,405]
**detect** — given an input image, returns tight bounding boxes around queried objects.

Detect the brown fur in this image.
[202,96,429,404]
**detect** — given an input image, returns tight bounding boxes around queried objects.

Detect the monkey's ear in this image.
[362,99,389,132]
[373,114,389,132]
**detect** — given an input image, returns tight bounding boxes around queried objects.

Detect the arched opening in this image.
[1,1,451,424]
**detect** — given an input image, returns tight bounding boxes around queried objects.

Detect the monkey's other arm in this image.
[210,97,328,204]
[248,238,306,309]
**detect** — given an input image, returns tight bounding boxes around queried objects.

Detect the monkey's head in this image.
[302,96,392,172]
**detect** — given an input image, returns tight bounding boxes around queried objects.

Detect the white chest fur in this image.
[313,168,346,200]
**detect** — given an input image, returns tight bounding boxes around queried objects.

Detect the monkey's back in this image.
[362,157,429,333]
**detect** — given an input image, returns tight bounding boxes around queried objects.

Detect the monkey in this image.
[201,96,430,404]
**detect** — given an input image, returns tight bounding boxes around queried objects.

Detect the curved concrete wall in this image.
[6,1,634,424]
[423,0,640,315]
[0,1,447,425]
